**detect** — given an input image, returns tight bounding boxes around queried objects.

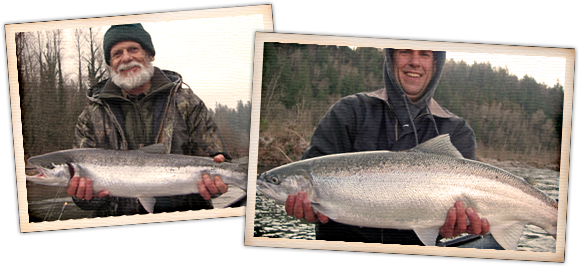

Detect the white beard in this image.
[111,61,155,91]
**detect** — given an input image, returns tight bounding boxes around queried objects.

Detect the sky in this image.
[446,51,566,87]
[349,46,566,88]
[143,16,264,109]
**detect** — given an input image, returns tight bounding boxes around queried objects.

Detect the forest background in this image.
[15,27,251,160]
[258,42,565,169]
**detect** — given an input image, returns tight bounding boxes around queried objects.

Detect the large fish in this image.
[256,134,558,250]
[26,145,248,213]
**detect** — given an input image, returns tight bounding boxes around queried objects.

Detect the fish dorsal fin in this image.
[138,143,168,154]
[409,134,464,159]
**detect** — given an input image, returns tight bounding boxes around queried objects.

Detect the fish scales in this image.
[311,152,552,227]
[76,163,206,197]
[257,134,558,250]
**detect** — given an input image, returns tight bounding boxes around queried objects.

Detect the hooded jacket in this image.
[72,67,231,217]
[302,49,477,245]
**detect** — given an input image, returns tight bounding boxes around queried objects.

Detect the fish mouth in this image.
[26,172,45,181]
[255,179,286,204]
[256,179,267,191]
[25,163,71,187]
[255,176,272,194]
[25,166,45,179]
[25,170,61,186]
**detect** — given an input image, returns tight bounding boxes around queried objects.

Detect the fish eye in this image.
[270,176,280,184]
[43,163,55,169]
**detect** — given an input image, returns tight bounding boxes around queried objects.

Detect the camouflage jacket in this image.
[72,67,231,217]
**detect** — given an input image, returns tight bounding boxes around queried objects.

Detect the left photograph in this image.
[6,4,273,232]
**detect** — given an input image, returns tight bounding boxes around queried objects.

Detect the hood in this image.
[86,67,183,102]
[382,48,446,125]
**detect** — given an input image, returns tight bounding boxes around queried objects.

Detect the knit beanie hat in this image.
[103,23,155,65]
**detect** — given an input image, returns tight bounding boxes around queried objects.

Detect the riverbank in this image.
[478,157,558,170]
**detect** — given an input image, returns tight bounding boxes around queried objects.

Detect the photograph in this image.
[6,4,273,232]
[244,32,572,262]
[2,1,577,267]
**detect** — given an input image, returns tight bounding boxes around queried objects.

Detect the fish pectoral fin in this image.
[138,197,156,213]
[310,202,337,221]
[413,227,441,246]
[490,222,527,250]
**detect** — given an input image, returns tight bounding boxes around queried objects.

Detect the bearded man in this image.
[67,23,231,217]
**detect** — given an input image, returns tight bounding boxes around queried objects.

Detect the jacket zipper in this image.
[132,98,146,148]
[103,101,128,150]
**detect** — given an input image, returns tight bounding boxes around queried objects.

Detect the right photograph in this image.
[244,33,572,262]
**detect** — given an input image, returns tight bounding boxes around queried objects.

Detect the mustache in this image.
[110,60,154,90]
[116,61,145,73]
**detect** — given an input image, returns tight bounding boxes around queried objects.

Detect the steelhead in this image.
[26,145,248,213]
[257,134,558,250]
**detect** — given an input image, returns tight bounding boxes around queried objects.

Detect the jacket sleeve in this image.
[71,104,112,210]
[449,118,477,160]
[302,97,358,159]
[73,105,96,149]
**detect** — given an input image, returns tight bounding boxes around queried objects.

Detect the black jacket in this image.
[302,49,477,244]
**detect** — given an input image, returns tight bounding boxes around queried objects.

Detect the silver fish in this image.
[256,134,558,250]
[26,145,248,213]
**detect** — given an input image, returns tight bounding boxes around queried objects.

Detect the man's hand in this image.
[67,176,109,201]
[198,154,229,200]
[439,200,490,238]
[285,191,329,223]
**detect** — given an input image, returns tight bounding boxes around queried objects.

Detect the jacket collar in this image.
[365,88,455,118]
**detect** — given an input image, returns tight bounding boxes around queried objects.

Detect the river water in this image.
[253,164,560,252]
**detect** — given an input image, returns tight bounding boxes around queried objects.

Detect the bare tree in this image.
[51,29,65,108]
[72,28,86,91]
[85,27,107,87]
[41,31,58,96]
[35,31,43,85]
[17,27,109,157]
[16,32,35,158]
[54,29,65,97]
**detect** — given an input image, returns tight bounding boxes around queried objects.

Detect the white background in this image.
[2,1,576,266]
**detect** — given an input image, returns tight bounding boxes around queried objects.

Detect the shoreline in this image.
[477,156,560,171]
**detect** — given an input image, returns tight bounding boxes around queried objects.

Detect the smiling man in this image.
[283,48,504,249]
[392,49,436,103]
[68,23,232,216]
[108,40,155,95]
